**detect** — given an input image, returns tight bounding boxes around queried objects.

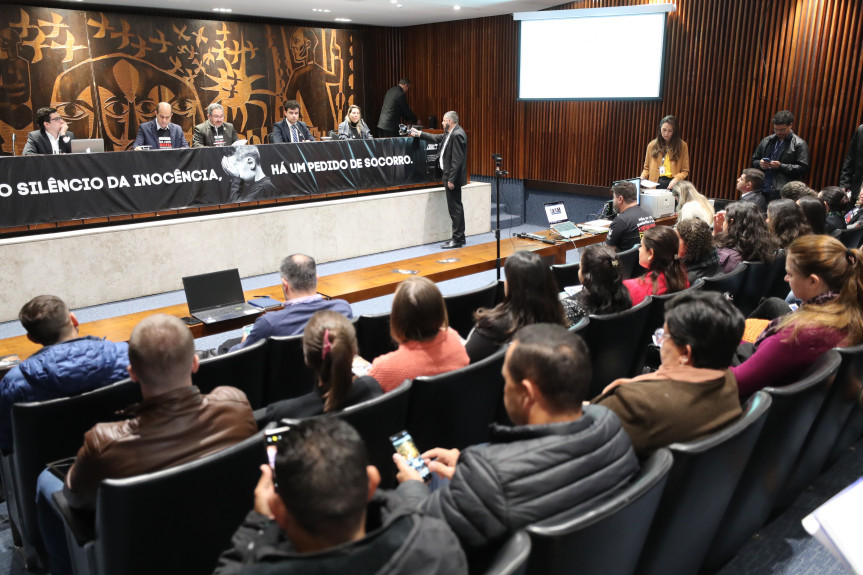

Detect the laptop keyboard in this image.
[553,221,578,232]
[206,304,252,317]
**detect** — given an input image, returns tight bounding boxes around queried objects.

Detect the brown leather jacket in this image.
[64,385,257,510]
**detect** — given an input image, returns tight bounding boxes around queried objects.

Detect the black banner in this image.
[0,138,436,227]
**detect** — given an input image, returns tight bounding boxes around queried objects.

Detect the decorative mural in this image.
[0,5,357,154]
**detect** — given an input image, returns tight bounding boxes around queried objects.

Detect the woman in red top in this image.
[624,226,689,305]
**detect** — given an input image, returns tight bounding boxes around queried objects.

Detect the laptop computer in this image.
[543,202,583,238]
[70,139,105,154]
[182,268,261,325]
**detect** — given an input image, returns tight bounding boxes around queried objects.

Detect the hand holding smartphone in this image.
[390,430,431,482]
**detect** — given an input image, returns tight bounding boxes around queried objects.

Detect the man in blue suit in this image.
[133,102,189,150]
[271,100,315,143]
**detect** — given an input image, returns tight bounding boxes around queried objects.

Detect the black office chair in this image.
[827,344,863,465]
[10,379,142,570]
[0,453,23,546]
[700,264,748,301]
[734,254,788,317]
[444,280,498,339]
[355,312,398,363]
[568,316,589,335]
[582,297,652,398]
[476,530,532,575]
[524,449,673,575]
[702,351,841,570]
[54,433,266,575]
[617,243,642,280]
[833,225,863,249]
[550,262,580,290]
[636,392,772,575]
[263,335,316,405]
[333,381,412,489]
[406,345,507,451]
[193,338,266,409]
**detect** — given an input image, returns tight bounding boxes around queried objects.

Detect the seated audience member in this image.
[224,254,352,353]
[561,244,632,325]
[262,311,382,423]
[368,277,468,392]
[192,103,238,147]
[394,323,638,551]
[797,196,827,235]
[779,180,817,202]
[214,418,467,574]
[593,291,744,458]
[732,235,863,396]
[677,218,721,282]
[713,201,777,273]
[675,181,714,226]
[272,100,315,143]
[338,105,373,140]
[768,198,812,249]
[465,250,567,362]
[0,295,129,452]
[819,186,850,234]
[623,226,689,305]
[37,314,257,575]
[606,180,656,252]
[735,168,767,215]
[22,107,74,155]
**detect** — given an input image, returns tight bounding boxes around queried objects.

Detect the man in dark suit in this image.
[411,111,468,249]
[271,100,314,143]
[132,102,189,150]
[192,103,238,147]
[377,78,417,138]
[22,107,74,155]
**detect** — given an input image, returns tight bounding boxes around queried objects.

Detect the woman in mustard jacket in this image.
[641,115,690,189]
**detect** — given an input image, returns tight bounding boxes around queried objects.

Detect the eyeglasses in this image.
[48,117,63,123]
[652,327,670,347]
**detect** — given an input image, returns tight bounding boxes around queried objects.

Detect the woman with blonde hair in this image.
[337,105,373,140]
[675,181,714,226]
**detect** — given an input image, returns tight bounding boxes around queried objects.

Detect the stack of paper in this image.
[802,477,863,573]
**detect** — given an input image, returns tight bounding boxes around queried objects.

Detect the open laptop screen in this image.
[544,202,569,225]
[182,268,246,313]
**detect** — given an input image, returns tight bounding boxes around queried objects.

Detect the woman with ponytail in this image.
[733,235,863,396]
[623,226,689,305]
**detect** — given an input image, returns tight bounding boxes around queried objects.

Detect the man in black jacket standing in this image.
[750,110,810,202]
[411,111,468,249]
[377,78,417,137]
[840,122,863,203]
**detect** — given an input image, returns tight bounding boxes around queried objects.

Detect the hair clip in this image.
[322,329,332,359]
[847,249,857,266]
[611,259,619,267]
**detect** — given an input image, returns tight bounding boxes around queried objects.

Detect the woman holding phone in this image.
[641,115,690,190]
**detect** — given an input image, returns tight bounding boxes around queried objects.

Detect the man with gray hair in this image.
[411,111,468,249]
[193,102,238,147]
[227,254,352,352]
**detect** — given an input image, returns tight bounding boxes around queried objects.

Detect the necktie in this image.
[291,124,299,143]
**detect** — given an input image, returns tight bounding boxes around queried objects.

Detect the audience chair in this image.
[734,254,788,317]
[633,279,704,374]
[833,225,863,249]
[10,379,142,570]
[568,316,588,335]
[263,335,316,405]
[0,453,23,546]
[494,279,506,305]
[700,264,748,301]
[355,312,398,363]
[193,338,266,409]
[53,432,266,575]
[826,343,863,466]
[582,297,652,398]
[476,530,532,575]
[550,262,580,290]
[702,351,840,571]
[636,392,772,575]
[524,448,673,575]
[444,280,499,339]
[332,381,412,489]
[617,243,642,280]
[407,345,507,451]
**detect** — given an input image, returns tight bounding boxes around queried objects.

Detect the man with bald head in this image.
[133,102,189,150]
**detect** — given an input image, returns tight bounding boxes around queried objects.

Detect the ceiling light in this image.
[312,8,332,11]
[454,4,461,8]
[335,17,352,21]
[396,3,402,7]
[212,7,232,12]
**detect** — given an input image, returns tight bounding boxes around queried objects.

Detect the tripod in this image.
[492,153,508,280]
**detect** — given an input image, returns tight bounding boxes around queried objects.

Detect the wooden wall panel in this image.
[366,0,863,199]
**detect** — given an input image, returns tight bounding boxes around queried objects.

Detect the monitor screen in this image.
[544,202,569,225]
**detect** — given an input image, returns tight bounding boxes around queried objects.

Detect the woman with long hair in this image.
[733,235,863,395]
[677,218,721,281]
[767,198,812,249]
[562,244,632,325]
[263,310,382,422]
[465,250,567,362]
[640,115,690,190]
[369,276,468,392]
[623,226,689,305]
[337,105,373,140]
[674,181,714,226]
[796,196,827,235]
[714,201,777,273]
[819,186,849,233]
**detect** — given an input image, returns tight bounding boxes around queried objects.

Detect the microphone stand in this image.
[491,154,508,281]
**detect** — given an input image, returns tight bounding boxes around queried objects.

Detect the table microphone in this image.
[11,132,15,156]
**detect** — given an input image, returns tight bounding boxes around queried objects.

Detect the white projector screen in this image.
[516,6,673,100]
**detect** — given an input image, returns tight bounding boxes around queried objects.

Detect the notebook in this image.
[182,268,261,324]
[544,202,583,238]
[70,139,105,154]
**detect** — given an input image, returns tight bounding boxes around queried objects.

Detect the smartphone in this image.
[762,157,771,163]
[180,316,202,326]
[390,430,431,482]
[265,426,291,470]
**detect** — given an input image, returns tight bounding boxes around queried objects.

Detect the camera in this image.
[398,124,410,136]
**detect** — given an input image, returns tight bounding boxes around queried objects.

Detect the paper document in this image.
[802,477,863,573]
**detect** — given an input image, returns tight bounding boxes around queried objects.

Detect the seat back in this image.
[568,316,589,335]
[10,379,142,567]
[827,344,863,465]
[550,262,580,291]
[583,297,652,397]
[355,312,398,362]
[617,243,642,280]
[193,338,266,409]
[0,453,23,547]
[444,281,499,339]
[333,381,412,489]
[637,392,772,575]
[407,345,507,450]
[525,449,673,575]
[91,433,266,575]
[834,225,863,249]
[634,279,704,374]
[263,335,316,405]
[700,264,748,300]
[477,530,532,575]
[703,351,840,570]
[735,254,787,316]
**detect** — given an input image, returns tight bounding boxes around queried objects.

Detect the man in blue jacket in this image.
[132,102,189,150]
[0,295,129,451]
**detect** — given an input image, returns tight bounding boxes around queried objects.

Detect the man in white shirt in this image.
[22,107,74,155]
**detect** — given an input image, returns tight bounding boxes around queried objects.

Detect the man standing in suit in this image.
[377,78,417,138]
[192,103,238,147]
[411,111,468,249]
[132,102,189,150]
[22,107,74,155]
[271,100,315,143]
